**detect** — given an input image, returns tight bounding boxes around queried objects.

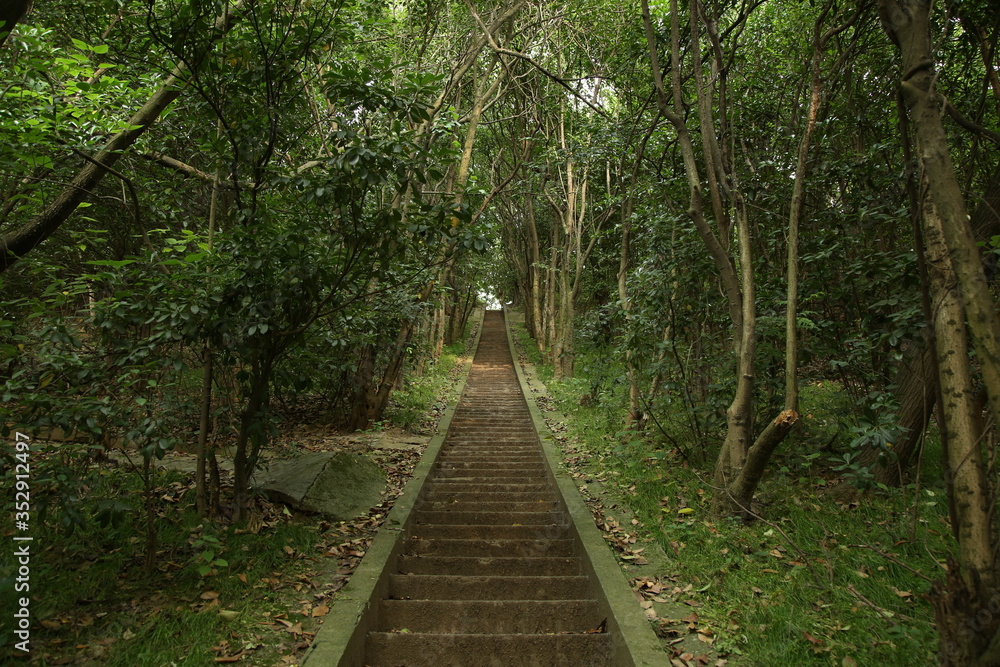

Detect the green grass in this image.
[510,314,950,665]
[1,460,323,665]
[384,340,469,432]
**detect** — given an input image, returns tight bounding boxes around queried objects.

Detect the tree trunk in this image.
[717,197,757,487]
[546,221,558,360]
[879,2,999,617]
[196,345,213,516]
[525,196,544,350]
[233,362,271,523]
[208,447,221,518]
[369,324,416,425]
[142,456,158,574]
[921,181,997,664]
[620,202,642,427]
[0,0,30,46]
[348,344,378,431]
[883,0,1000,482]
[866,342,937,486]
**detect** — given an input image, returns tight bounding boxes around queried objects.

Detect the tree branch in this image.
[945,100,1000,146]
[465,0,609,119]
[141,153,235,187]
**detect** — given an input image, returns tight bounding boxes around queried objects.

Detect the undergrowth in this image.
[383,340,468,432]
[511,311,951,665]
[1,320,480,665]
[1,463,323,666]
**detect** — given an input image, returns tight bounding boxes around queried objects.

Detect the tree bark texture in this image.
[883,0,1000,480]
[881,0,997,558]
[878,6,999,658]
[232,365,270,524]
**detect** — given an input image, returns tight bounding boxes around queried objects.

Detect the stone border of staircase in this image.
[301,313,485,667]
[502,309,667,667]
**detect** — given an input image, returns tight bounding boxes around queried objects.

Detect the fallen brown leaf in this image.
[804,631,823,646]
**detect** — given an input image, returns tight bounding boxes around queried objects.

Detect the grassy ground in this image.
[1,334,476,666]
[509,314,950,666]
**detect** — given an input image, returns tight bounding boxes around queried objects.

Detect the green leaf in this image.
[86,259,135,268]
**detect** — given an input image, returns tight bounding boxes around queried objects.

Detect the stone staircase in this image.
[364,311,612,666]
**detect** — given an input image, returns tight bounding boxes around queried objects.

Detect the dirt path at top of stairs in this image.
[363,310,614,666]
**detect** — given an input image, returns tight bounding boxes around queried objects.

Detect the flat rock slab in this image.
[255,451,385,520]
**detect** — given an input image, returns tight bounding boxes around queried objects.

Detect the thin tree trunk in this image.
[879,3,999,660]
[620,200,641,426]
[546,221,558,361]
[196,145,221,516]
[370,325,415,425]
[233,365,270,523]
[208,447,221,517]
[783,0,839,413]
[718,196,757,483]
[881,0,998,584]
[143,456,158,574]
[525,196,544,350]
[195,345,213,516]
[348,344,377,430]
[454,56,501,203]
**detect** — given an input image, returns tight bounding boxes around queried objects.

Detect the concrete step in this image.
[377,599,603,633]
[424,489,558,503]
[388,574,591,600]
[409,523,568,540]
[449,419,535,426]
[437,453,544,462]
[405,537,576,558]
[450,431,534,436]
[419,500,559,513]
[432,470,548,481]
[437,461,545,470]
[396,555,582,576]
[439,446,540,454]
[424,482,551,493]
[365,631,613,667]
[414,510,563,525]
